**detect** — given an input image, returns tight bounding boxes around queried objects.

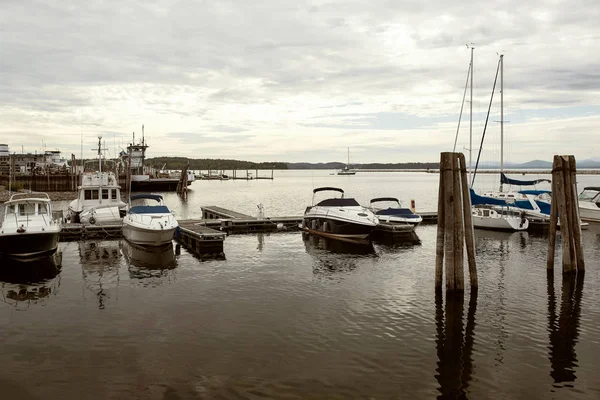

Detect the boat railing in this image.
[8,192,51,202]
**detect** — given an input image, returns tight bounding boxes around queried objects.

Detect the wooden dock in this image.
[175,221,226,254]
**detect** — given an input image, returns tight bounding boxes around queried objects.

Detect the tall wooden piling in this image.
[547,155,584,274]
[435,152,477,292]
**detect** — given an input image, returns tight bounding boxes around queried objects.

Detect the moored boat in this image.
[369,197,423,226]
[122,194,178,246]
[0,192,61,259]
[301,187,378,241]
[578,187,600,222]
[471,204,529,231]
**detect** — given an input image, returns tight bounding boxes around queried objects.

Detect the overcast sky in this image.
[1,0,599,163]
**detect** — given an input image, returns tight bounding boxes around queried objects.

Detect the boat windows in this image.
[19,203,35,216]
[6,205,15,214]
[84,190,99,200]
[102,189,109,199]
[111,190,117,200]
[483,210,490,217]
[579,190,600,201]
[38,203,48,214]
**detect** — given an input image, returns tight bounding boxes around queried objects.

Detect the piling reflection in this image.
[302,233,375,274]
[0,251,62,309]
[123,240,177,281]
[435,290,477,399]
[78,240,122,310]
[547,271,584,388]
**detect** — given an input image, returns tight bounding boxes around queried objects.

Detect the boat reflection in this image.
[123,240,177,281]
[302,232,375,275]
[78,240,122,310]
[547,271,584,388]
[372,231,421,248]
[435,290,477,399]
[0,251,62,309]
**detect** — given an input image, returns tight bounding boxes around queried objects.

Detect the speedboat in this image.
[578,186,600,222]
[301,187,378,240]
[68,136,126,225]
[369,197,423,226]
[122,194,178,246]
[471,205,528,231]
[0,193,61,259]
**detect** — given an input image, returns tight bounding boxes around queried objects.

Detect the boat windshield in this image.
[372,200,401,209]
[5,202,48,216]
[316,198,360,207]
[131,198,161,207]
[579,189,600,201]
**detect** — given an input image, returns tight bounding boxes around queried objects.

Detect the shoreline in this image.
[0,190,76,203]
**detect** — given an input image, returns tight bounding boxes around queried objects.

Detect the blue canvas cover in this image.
[500,173,550,186]
[469,189,535,210]
[129,205,171,214]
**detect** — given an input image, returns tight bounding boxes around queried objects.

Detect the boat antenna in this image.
[453,47,472,154]
[471,56,501,187]
[142,124,144,146]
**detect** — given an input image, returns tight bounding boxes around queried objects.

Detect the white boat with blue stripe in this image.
[369,197,423,226]
[122,194,178,247]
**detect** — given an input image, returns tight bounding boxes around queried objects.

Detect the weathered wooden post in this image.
[435,152,477,292]
[547,155,584,274]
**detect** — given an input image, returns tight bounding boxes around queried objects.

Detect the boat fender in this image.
[520,212,526,227]
[322,221,330,232]
[310,220,318,230]
[410,199,416,213]
[89,216,96,225]
[17,225,26,233]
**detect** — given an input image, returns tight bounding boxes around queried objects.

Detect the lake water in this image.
[1,171,600,399]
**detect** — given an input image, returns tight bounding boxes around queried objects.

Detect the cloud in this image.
[0,0,599,163]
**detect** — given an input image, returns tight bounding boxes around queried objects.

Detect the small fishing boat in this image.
[578,187,600,222]
[68,136,126,225]
[301,187,378,241]
[0,193,61,259]
[369,197,423,226]
[122,194,178,246]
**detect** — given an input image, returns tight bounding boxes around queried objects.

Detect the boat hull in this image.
[578,203,600,222]
[0,231,59,259]
[123,222,176,246]
[472,215,528,231]
[301,217,375,239]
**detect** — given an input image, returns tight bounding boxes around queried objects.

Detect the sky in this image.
[1,0,599,164]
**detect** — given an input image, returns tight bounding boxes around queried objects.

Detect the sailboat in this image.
[460,52,529,231]
[337,147,356,175]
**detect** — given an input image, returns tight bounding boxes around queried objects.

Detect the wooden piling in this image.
[458,153,477,288]
[547,155,584,274]
[435,152,476,292]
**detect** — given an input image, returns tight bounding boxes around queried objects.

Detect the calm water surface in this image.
[1,171,600,399]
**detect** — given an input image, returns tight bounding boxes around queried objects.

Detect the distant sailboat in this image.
[337,147,356,175]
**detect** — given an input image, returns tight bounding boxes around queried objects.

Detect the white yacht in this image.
[302,187,378,240]
[0,193,61,259]
[68,137,126,225]
[578,187,600,222]
[122,194,178,246]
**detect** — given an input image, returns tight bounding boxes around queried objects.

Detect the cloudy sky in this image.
[1,0,599,163]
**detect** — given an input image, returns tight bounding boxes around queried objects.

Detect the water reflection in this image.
[0,251,62,309]
[78,240,122,310]
[302,233,375,275]
[435,290,478,399]
[373,231,421,248]
[547,271,584,388]
[123,240,177,282]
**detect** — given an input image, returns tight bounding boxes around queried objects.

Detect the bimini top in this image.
[583,187,600,192]
[370,197,399,204]
[6,192,51,204]
[130,194,163,202]
[316,198,360,207]
[313,187,344,194]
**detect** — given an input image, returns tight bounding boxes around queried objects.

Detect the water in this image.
[1,171,600,399]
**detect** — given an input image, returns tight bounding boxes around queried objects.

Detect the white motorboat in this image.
[68,136,126,225]
[578,187,600,222]
[369,197,423,226]
[122,194,178,246]
[0,193,61,259]
[301,187,378,240]
[471,205,529,231]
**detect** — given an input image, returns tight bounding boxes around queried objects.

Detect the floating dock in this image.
[175,221,226,254]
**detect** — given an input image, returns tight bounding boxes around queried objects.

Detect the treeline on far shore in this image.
[146,157,440,170]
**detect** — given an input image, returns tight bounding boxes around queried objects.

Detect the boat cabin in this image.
[2,194,54,229]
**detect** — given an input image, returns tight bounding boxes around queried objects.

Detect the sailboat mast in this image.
[469,45,474,182]
[500,54,504,192]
